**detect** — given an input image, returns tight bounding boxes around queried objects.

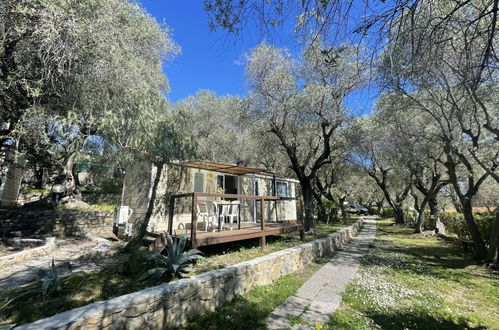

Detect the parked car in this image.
[344,203,369,215]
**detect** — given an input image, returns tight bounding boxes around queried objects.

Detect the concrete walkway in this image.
[266,218,377,329]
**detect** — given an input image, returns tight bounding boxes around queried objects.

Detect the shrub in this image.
[440,211,495,241]
[367,206,379,215]
[404,209,417,227]
[382,207,395,219]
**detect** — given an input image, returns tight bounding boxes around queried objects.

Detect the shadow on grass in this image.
[362,309,487,330]
[366,223,482,282]
[178,296,268,330]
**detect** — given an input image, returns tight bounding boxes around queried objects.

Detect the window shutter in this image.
[194,173,204,192]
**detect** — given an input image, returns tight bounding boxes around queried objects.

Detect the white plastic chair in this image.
[196,203,210,231]
[219,203,231,231]
[227,201,240,230]
[207,201,220,232]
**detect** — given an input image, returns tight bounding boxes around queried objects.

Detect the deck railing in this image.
[167,192,302,247]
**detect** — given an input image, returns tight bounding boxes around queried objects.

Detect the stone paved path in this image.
[266,218,377,329]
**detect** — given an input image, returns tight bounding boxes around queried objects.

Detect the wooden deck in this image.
[173,222,303,247]
[168,192,304,248]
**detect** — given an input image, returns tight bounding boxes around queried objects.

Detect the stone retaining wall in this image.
[0,209,114,238]
[17,218,364,330]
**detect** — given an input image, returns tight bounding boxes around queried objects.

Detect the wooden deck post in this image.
[168,196,175,235]
[191,193,198,248]
[260,198,266,247]
[299,228,305,240]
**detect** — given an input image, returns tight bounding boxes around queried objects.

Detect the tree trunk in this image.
[126,163,164,252]
[450,192,463,213]
[376,199,384,215]
[415,197,429,233]
[328,207,339,224]
[34,165,44,189]
[486,211,499,266]
[316,199,327,224]
[301,182,315,232]
[428,197,439,230]
[416,211,425,233]
[339,195,346,219]
[62,152,82,200]
[394,205,405,225]
[461,199,487,260]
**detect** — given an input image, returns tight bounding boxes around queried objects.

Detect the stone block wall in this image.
[0,209,114,238]
[17,218,364,330]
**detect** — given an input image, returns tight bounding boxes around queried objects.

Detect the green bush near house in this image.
[367,206,379,215]
[382,207,395,219]
[440,211,495,241]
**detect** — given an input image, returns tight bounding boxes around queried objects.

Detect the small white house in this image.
[122,161,300,234]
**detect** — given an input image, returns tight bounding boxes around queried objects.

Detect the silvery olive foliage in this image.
[244,41,367,230]
[378,0,498,260]
[1,0,179,187]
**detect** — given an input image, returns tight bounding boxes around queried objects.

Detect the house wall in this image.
[0,152,25,206]
[123,161,192,233]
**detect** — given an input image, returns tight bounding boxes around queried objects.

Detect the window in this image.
[276,181,290,197]
[216,174,238,195]
[193,172,204,193]
[254,180,259,196]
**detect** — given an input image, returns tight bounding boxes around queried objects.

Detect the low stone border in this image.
[17,218,364,330]
[0,237,57,269]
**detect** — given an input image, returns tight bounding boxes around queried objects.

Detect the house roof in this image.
[184,161,266,176]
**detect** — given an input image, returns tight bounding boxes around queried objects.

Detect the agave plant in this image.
[28,257,62,296]
[138,234,204,281]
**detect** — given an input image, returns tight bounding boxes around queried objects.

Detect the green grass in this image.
[328,219,499,330]
[20,189,50,194]
[58,203,117,211]
[179,261,326,330]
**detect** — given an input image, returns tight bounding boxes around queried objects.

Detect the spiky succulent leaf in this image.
[28,266,49,279]
[137,267,167,281]
[166,234,175,259]
[176,234,187,256]
[186,249,204,256]
[149,252,169,266]
[41,279,52,296]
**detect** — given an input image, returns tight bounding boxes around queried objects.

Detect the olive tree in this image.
[244,41,365,231]
[379,0,498,259]
[1,0,178,196]
[354,115,413,225]
[101,93,196,252]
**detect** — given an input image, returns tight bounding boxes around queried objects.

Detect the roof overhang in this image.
[184,161,265,176]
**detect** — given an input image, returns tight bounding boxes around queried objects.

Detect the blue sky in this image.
[139,1,252,102]
[138,1,377,114]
